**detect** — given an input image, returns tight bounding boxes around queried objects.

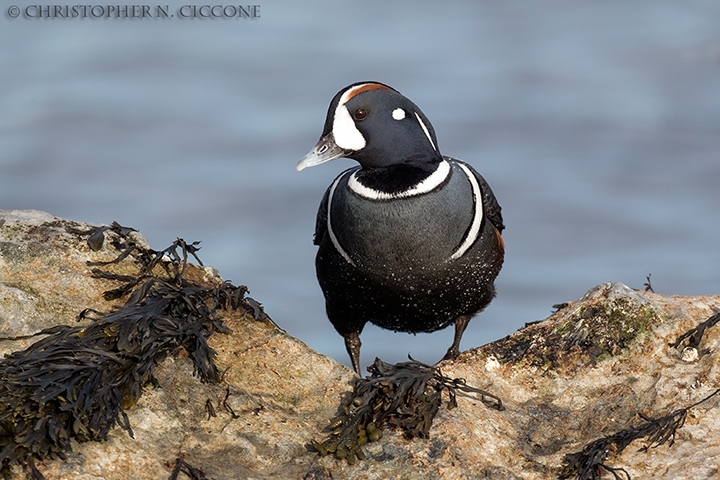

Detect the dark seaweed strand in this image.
[0,232,249,479]
[168,454,210,480]
[559,388,720,480]
[670,311,720,351]
[643,274,653,293]
[87,227,204,301]
[312,357,504,463]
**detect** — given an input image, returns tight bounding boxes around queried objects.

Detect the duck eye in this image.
[353,108,368,121]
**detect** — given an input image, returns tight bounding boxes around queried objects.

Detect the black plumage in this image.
[298,82,504,374]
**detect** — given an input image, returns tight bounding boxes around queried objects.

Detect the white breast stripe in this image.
[327,172,356,266]
[449,163,484,261]
[348,159,451,200]
[414,112,437,151]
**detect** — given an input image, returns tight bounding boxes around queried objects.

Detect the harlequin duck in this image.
[297,81,504,374]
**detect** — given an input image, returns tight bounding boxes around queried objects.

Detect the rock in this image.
[1,209,719,480]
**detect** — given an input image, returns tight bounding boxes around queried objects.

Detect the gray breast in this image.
[329,162,477,273]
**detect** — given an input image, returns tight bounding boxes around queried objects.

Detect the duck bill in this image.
[296,133,348,171]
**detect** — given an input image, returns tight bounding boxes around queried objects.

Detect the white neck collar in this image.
[347,159,451,200]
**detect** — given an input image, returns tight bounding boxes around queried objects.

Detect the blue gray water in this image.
[2,1,720,369]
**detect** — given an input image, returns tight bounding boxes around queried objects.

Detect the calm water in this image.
[2,1,720,369]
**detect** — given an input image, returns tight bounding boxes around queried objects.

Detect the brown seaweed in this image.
[0,226,251,479]
[168,454,210,480]
[558,388,720,480]
[66,220,139,252]
[312,357,503,463]
[643,274,654,293]
[670,311,720,351]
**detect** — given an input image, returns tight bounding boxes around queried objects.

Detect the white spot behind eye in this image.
[392,108,406,120]
[333,105,366,151]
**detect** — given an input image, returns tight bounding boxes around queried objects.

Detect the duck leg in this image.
[442,314,472,361]
[343,331,362,375]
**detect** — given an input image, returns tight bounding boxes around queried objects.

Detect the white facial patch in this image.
[392,108,406,120]
[332,105,366,151]
[414,112,437,151]
[331,84,376,152]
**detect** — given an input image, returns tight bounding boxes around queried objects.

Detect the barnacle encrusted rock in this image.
[1,209,719,480]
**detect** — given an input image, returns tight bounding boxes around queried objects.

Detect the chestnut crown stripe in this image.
[341,83,393,104]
